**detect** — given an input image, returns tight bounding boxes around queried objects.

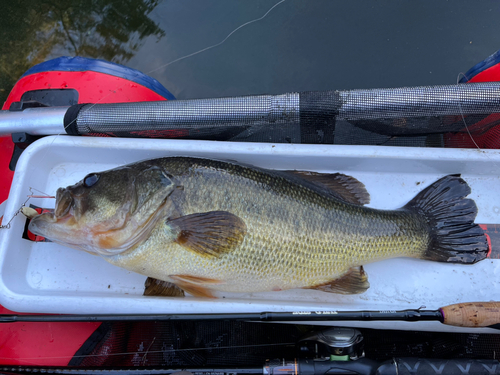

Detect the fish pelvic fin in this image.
[306,266,370,294]
[144,277,185,297]
[168,211,247,257]
[404,174,488,264]
[287,171,370,205]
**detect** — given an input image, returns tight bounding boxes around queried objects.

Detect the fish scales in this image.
[106,158,428,292]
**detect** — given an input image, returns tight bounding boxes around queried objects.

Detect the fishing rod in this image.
[1,302,499,329]
[1,82,499,138]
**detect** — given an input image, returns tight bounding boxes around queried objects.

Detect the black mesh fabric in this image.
[69,321,302,367]
[69,322,500,367]
[362,330,500,361]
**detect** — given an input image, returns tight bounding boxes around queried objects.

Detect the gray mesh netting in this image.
[67,83,500,148]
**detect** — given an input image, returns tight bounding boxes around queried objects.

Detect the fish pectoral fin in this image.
[168,211,247,257]
[170,274,223,298]
[287,171,370,205]
[307,266,370,294]
[143,277,185,297]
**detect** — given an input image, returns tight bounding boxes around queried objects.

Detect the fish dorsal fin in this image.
[144,277,185,297]
[168,211,247,257]
[307,266,370,294]
[170,275,223,298]
[287,171,370,205]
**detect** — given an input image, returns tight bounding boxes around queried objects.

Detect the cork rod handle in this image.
[441,302,500,327]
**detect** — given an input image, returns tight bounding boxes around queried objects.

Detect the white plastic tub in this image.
[1,136,499,333]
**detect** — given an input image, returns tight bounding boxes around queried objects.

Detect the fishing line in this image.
[0,342,295,362]
[456,72,484,153]
[61,0,287,135]
[141,337,156,366]
[145,0,287,75]
[7,0,288,231]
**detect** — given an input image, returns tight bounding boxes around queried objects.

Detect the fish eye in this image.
[83,173,100,188]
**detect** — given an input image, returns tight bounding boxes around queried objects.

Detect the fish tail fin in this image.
[404,174,488,264]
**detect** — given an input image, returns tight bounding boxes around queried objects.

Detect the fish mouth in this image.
[29,188,76,235]
[28,188,81,248]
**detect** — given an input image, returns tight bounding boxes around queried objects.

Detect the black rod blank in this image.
[0,309,442,323]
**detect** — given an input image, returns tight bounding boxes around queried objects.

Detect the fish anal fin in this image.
[169,211,247,258]
[288,171,370,205]
[144,277,185,297]
[170,274,222,298]
[307,266,370,294]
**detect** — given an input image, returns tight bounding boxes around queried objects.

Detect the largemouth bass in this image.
[29,157,488,297]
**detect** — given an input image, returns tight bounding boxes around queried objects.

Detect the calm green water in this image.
[1,1,500,104]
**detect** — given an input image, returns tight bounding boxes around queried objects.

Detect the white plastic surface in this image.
[1,136,500,333]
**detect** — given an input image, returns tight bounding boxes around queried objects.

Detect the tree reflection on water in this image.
[0,0,165,105]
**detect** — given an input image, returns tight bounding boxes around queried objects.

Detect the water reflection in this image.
[0,0,165,104]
